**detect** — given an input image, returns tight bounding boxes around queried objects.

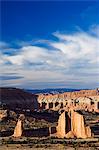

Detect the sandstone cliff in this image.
[38,89,98,102]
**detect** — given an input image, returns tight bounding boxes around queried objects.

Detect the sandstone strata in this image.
[38,89,98,102]
[38,89,99,112]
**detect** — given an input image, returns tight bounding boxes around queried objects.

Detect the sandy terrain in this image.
[0,144,99,150]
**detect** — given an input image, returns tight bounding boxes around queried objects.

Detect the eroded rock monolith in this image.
[56,111,66,138]
[55,110,92,138]
[13,114,25,137]
[71,110,91,138]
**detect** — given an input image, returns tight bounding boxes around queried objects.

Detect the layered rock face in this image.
[13,114,25,137]
[38,89,98,102]
[38,89,99,112]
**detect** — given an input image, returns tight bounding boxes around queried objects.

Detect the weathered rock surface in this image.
[0,88,38,110]
[13,114,25,137]
[65,131,75,138]
[0,110,7,121]
[13,120,22,137]
[85,126,92,138]
[38,89,99,112]
[38,89,98,102]
[71,111,87,138]
[55,110,92,139]
[56,111,66,138]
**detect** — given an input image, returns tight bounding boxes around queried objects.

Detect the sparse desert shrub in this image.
[49,136,56,139]
[26,137,30,142]
[1,138,4,144]
[7,137,14,144]
[35,144,43,148]
[22,140,28,144]
[50,139,54,144]
[28,144,33,148]
[6,144,8,147]
[62,140,67,146]
[73,142,80,149]
[40,139,46,144]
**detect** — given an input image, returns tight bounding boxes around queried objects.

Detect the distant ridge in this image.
[25,88,86,94]
[0,87,38,110]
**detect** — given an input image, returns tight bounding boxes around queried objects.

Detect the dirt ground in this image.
[0,137,99,150]
[0,144,99,150]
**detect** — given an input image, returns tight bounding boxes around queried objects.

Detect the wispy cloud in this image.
[0,25,99,88]
[0,75,23,80]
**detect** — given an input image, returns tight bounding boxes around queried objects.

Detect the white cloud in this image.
[53,31,99,56]
[0,25,99,88]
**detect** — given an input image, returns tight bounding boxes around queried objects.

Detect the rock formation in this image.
[65,131,75,138]
[71,110,87,138]
[0,110,7,121]
[13,114,25,137]
[55,110,91,139]
[38,89,98,102]
[85,126,92,138]
[56,111,66,138]
[71,110,91,138]
[38,89,99,111]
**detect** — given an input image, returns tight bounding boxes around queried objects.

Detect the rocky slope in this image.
[0,88,38,110]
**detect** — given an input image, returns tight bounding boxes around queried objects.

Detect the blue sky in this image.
[0,1,99,89]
